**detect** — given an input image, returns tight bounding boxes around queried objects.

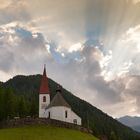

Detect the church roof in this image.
[39,65,50,94]
[47,93,71,109]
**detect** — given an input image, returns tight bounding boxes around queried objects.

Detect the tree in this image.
[109,131,117,140]
[2,88,16,119]
[18,96,27,117]
[30,98,38,117]
[0,87,4,120]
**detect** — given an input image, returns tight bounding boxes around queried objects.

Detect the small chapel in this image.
[39,66,82,125]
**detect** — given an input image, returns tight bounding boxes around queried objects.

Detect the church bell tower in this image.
[39,65,50,118]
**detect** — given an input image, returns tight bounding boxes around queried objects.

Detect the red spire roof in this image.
[39,65,50,94]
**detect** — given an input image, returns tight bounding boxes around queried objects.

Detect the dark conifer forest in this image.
[0,75,140,140]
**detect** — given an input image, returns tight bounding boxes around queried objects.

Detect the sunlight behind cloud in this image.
[101,24,140,81]
[69,43,83,52]
[133,0,140,4]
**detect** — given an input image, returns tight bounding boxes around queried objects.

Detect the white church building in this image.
[39,66,82,126]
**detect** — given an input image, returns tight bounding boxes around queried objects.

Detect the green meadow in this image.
[0,125,99,140]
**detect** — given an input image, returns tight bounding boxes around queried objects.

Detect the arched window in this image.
[73,119,77,124]
[48,111,50,118]
[65,110,68,118]
[43,96,46,102]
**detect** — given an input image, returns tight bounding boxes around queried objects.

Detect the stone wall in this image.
[0,118,92,134]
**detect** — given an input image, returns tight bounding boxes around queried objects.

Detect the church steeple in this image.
[39,64,49,94]
[39,64,50,118]
[43,64,46,76]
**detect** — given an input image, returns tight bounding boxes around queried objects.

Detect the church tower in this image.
[39,65,50,118]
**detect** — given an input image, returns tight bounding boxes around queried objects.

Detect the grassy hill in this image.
[0,125,98,140]
[1,74,140,140]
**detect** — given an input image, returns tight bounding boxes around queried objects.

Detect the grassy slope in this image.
[0,125,99,140]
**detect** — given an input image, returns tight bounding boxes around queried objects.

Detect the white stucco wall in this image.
[70,110,82,125]
[45,106,82,125]
[39,94,50,118]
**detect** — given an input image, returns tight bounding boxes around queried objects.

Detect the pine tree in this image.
[3,88,15,119]
[109,131,117,140]
[0,87,4,120]
[30,98,38,117]
[18,96,27,117]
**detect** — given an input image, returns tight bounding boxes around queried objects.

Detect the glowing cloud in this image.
[68,43,83,52]
[100,24,140,81]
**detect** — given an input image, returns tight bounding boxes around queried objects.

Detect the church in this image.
[39,66,82,126]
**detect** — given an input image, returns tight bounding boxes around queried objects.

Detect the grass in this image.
[0,125,99,140]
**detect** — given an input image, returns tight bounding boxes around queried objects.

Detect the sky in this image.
[0,0,140,118]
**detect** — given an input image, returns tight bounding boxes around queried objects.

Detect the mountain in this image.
[133,126,140,133]
[1,74,140,140]
[117,116,140,132]
[0,125,98,140]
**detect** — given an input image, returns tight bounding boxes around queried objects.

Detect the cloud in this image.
[119,75,140,115]
[45,42,124,106]
[44,25,140,117]
[0,48,14,72]
[0,0,12,9]
[1,21,140,117]
[0,22,48,76]
[0,0,30,25]
[133,0,140,4]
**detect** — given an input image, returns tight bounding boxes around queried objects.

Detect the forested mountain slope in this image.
[1,75,140,140]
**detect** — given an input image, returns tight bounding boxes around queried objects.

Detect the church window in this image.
[48,111,50,118]
[43,96,46,102]
[73,119,77,124]
[65,111,68,118]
